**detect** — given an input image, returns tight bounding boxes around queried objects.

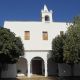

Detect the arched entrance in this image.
[31,57,44,75]
[16,57,27,76]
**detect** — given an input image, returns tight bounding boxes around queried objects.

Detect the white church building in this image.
[2,5,70,78]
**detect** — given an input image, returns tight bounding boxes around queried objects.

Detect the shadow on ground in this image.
[0,76,58,80]
[1,76,80,80]
[0,78,19,80]
[58,76,80,80]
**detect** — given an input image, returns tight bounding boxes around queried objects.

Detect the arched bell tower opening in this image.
[41,5,53,22]
[45,15,50,21]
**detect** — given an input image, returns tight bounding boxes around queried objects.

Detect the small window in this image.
[43,31,48,40]
[60,31,64,36]
[24,31,30,40]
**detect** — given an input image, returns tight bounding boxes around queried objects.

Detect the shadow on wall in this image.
[16,57,27,76]
[47,50,58,76]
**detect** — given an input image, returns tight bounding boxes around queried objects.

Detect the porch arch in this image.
[31,56,45,75]
[16,57,28,76]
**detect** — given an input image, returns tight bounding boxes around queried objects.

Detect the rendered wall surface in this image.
[4,21,69,50]
[48,62,58,75]
[73,63,80,76]
[1,64,17,78]
[58,63,71,76]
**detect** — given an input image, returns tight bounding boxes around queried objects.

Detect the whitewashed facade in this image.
[3,5,70,78]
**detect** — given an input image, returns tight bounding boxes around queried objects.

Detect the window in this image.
[24,31,30,40]
[45,15,50,21]
[60,31,64,36]
[43,31,48,40]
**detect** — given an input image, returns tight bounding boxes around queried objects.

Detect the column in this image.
[28,61,31,77]
[45,61,48,77]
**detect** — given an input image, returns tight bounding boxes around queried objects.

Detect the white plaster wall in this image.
[24,51,48,62]
[4,21,70,50]
[1,64,17,78]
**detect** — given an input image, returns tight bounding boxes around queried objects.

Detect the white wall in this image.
[4,21,69,50]
[24,50,48,62]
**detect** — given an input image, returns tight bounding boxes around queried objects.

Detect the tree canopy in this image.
[52,16,80,64]
[0,28,24,63]
[64,16,80,63]
[52,32,66,63]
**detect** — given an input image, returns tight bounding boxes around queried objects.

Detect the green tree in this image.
[52,32,66,63]
[64,16,80,76]
[0,28,24,77]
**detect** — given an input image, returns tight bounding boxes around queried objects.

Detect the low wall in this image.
[73,63,80,76]
[58,63,71,76]
[48,63,58,75]
[1,64,17,78]
[58,63,80,76]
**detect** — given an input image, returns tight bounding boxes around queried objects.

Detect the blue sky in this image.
[0,0,80,26]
